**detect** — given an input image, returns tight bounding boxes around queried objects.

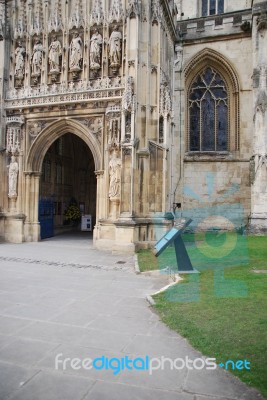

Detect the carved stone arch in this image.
[184,48,240,151]
[26,118,102,173]
[184,48,239,92]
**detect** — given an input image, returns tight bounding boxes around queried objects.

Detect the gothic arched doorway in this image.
[39,133,96,238]
[25,118,101,242]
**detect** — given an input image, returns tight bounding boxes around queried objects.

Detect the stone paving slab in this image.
[83,380,194,400]
[8,370,95,400]
[0,234,265,400]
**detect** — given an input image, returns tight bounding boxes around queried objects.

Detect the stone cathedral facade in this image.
[0,0,266,252]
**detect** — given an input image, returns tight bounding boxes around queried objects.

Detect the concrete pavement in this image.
[0,232,264,400]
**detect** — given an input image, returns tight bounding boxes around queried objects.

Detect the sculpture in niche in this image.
[69,31,83,79]
[90,28,102,75]
[109,149,121,200]
[31,37,44,84]
[14,41,26,86]
[174,44,183,71]
[108,25,122,75]
[48,35,62,81]
[8,156,19,198]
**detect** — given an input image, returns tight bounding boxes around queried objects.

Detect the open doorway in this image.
[39,133,96,239]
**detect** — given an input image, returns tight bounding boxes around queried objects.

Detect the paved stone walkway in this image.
[0,233,264,400]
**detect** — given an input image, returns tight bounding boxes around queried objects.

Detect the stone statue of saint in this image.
[90,28,102,69]
[31,37,43,77]
[8,156,19,198]
[108,25,122,66]
[69,31,83,71]
[48,35,62,73]
[109,150,121,199]
[14,41,25,78]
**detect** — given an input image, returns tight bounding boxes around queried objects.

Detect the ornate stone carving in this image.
[48,0,63,33]
[31,37,44,85]
[78,117,103,144]
[174,44,183,72]
[257,11,267,32]
[30,2,43,36]
[240,20,251,32]
[69,31,83,80]
[122,76,134,111]
[108,25,122,75]
[14,1,26,39]
[109,149,121,200]
[90,28,103,76]
[6,116,24,155]
[107,107,121,150]
[28,121,48,139]
[6,77,125,110]
[159,83,172,117]
[127,0,141,18]
[122,146,132,156]
[8,156,19,198]
[90,0,104,25]
[48,35,62,81]
[14,41,26,87]
[151,0,161,25]
[69,0,85,29]
[0,0,6,41]
[125,113,131,143]
[108,0,123,23]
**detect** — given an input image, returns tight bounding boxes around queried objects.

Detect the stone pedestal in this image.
[4,214,26,243]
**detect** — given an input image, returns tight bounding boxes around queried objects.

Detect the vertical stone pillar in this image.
[6,116,24,214]
[32,172,41,241]
[250,1,267,233]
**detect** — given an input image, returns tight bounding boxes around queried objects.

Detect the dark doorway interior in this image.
[39,133,96,237]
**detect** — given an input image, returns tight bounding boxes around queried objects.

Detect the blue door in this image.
[39,198,54,239]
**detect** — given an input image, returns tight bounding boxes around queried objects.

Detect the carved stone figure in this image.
[14,41,26,78]
[109,150,121,199]
[8,156,19,198]
[90,28,102,70]
[174,44,183,71]
[48,35,62,73]
[31,37,43,83]
[69,31,83,71]
[108,25,122,73]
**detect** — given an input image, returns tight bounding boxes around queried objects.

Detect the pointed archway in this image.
[24,119,102,242]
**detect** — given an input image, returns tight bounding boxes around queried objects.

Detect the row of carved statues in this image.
[7,150,122,200]
[14,26,122,83]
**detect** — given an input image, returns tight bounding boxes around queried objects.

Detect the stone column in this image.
[6,116,24,214]
[250,1,267,233]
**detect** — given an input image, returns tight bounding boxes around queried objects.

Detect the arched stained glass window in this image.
[189,67,228,152]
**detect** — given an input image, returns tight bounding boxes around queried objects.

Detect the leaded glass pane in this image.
[210,0,216,15]
[202,91,215,151]
[189,103,200,151]
[203,68,214,86]
[218,0,224,14]
[189,67,228,152]
[202,0,208,16]
[217,102,228,150]
[214,74,225,86]
[190,88,204,101]
[212,88,227,99]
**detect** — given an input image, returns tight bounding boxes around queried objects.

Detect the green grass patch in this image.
[138,235,267,398]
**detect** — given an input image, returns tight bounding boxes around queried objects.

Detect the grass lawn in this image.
[137,235,267,398]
